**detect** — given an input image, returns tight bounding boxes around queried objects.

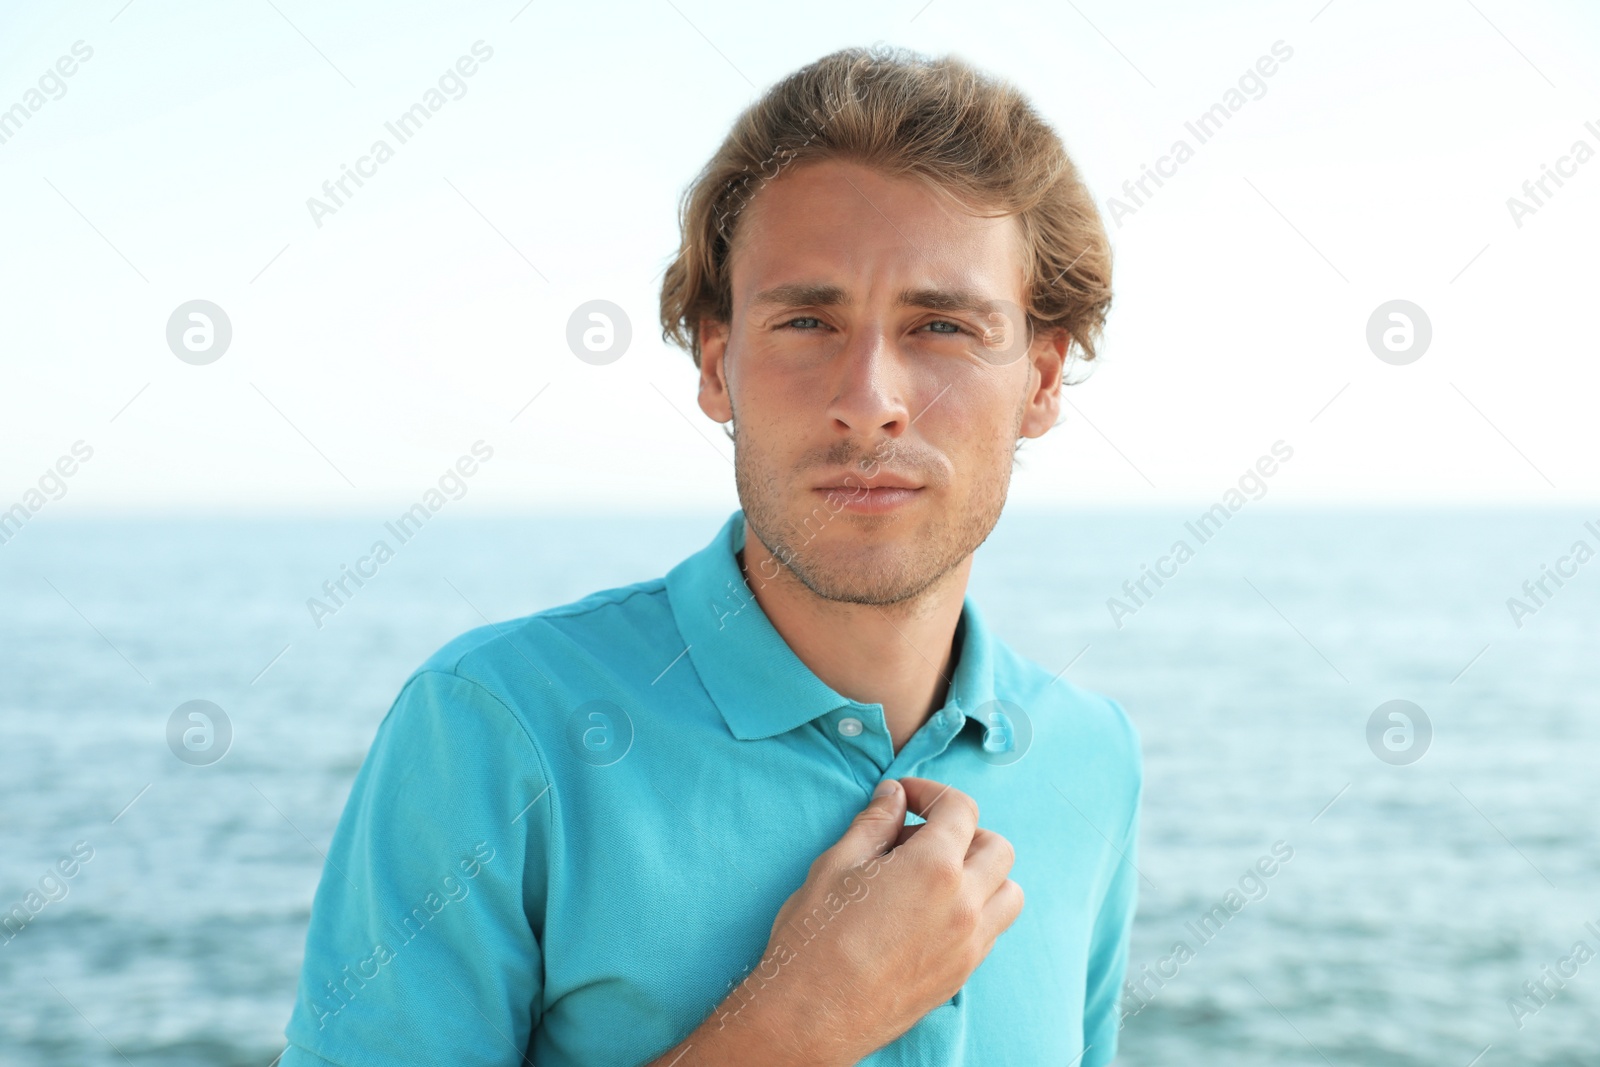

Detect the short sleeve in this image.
[280,668,553,1066]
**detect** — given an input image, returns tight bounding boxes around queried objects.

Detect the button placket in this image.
[835,705,899,775]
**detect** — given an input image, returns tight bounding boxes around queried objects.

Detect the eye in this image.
[780,316,827,331]
[920,319,968,336]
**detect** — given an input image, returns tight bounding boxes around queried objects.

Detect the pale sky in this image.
[2,0,1597,515]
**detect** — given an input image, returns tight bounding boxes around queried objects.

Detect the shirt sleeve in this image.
[1081,712,1143,1066]
[279,668,553,1067]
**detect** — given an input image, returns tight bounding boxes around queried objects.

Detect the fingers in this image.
[980,877,1025,939]
[891,821,922,850]
[962,827,1016,897]
[898,777,979,851]
[835,777,908,866]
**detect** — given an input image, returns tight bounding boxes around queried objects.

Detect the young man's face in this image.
[697,158,1067,607]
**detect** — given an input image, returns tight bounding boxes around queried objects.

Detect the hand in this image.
[744,776,1024,1064]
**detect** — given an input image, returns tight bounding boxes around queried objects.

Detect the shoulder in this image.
[990,640,1143,789]
[998,643,1139,758]
[422,576,672,676]
[384,576,675,738]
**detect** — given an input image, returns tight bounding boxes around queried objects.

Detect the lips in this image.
[812,484,922,514]
[810,470,923,492]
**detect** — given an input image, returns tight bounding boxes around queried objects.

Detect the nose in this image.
[824,326,912,439]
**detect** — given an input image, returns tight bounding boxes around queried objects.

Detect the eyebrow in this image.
[749,282,1003,316]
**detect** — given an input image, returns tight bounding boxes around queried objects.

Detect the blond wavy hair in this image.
[658,44,1112,375]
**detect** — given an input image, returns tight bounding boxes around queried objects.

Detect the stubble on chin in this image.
[731,420,1016,610]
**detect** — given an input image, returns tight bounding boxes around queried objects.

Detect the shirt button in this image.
[837,716,864,737]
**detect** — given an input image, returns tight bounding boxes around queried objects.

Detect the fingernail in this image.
[874,779,896,799]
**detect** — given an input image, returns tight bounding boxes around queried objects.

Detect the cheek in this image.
[937,390,1016,450]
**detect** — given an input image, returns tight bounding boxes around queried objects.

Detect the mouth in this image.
[812,485,923,514]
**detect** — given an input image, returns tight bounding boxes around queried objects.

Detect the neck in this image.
[738,519,968,755]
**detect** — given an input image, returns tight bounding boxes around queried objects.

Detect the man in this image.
[280,44,1140,1066]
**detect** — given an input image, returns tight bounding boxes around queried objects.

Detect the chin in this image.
[784,534,942,606]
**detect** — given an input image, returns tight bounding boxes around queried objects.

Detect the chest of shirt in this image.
[526,707,1113,1065]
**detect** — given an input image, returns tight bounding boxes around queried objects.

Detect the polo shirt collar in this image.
[665,510,998,741]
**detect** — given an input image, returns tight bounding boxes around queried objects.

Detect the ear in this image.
[696,317,733,422]
[1019,326,1068,439]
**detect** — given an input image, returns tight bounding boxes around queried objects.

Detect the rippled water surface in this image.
[2,510,1595,1065]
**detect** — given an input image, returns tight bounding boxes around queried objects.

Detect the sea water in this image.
[1,510,1595,1065]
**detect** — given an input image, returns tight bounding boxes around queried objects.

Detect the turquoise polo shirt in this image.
[281,509,1141,1067]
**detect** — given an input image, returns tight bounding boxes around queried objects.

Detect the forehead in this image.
[728,158,1025,306]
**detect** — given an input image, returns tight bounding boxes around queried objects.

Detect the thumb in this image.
[835,778,906,865]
